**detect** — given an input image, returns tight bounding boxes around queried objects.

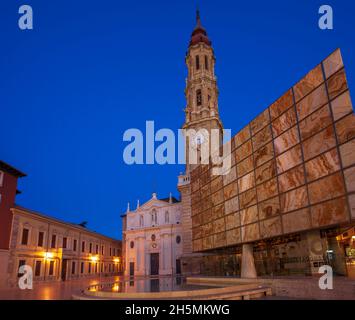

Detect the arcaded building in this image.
[178,13,355,278]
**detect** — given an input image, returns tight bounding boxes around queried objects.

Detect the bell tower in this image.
[183,10,223,172]
[178,11,223,274]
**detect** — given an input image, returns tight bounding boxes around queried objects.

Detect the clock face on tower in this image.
[189,130,209,150]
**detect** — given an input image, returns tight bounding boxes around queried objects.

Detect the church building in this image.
[122,193,183,276]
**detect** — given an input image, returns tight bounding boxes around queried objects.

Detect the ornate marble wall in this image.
[190,49,355,252]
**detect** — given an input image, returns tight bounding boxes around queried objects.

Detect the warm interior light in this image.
[90,255,99,262]
[113,257,120,263]
[43,252,54,259]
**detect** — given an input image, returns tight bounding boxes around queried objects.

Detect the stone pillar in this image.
[241,244,257,278]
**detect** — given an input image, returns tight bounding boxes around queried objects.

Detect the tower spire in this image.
[196,8,201,27]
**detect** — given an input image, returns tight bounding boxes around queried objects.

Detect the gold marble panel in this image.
[257,177,278,202]
[200,195,212,212]
[331,91,353,121]
[269,89,294,120]
[225,212,240,230]
[299,104,332,141]
[202,208,213,223]
[323,49,344,79]
[223,165,237,186]
[327,68,348,100]
[237,155,254,177]
[202,235,214,250]
[274,126,299,155]
[280,186,308,213]
[258,196,280,220]
[272,107,297,137]
[254,142,274,168]
[212,203,225,219]
[213,232,226,248]
[234,125,251,148]
[305,148,340,182]
[308,172,345,205]
[259,216,282,238]
[251,109,270,136]
[252,125,272,151]
[311,197,349,227]
[238,171,255,193]
[302,126,336,161]
[191,179,200,193]
[202,222,214,237]
[340,139,355,168]
[193,239,202,251]
[192,214,202,228]
[226,228,241,246]
[213,217,226,233]
[278,165,305,193]
[335,113,355,144]
[210,175,223,193]
[344,166,355,193]
[235,140,253,163]
[282,208,311,234]
[276,144,303,174]
[239,188,257,209]
[193,225,202,240]
[296,84,328,120]
[241,223,260,242]
[225,196,239,215]
[255,159,276,185]
[240,205,258,226]
[211,189,224,206]
[293,64,324,102]
[224,181,238,200]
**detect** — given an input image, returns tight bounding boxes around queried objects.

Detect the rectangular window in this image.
[205,55,208,70]
[89,243,92,253]
[81,241,85,252]
[101,245,104,255]
[49,261,54,276]
[37,231,44,247]
[100,263,103,273]
[95,263,98,273]
[71,261,76,275]
[35,261,41,276]
[88,263,91,274]
[21,228,29,245]
[95,244,98,254]
[80,262,84,274]
[113,248,116,256]
[51,235,56,248]
[62,237,67,249]
[73,239,77,252]
[196,89,202,106]
[17,260,26,277]
[110,248,112,256]
[196,55,200,70]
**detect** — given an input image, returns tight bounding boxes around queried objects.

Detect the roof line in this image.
[12,205,121,243]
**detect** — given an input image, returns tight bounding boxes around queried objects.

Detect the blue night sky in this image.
[1,1,354,240]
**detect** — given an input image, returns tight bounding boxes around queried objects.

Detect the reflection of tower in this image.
[183,9,223,173]
[178,10,223,274]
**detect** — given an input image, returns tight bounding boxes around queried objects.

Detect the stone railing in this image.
[178,173,190,186]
